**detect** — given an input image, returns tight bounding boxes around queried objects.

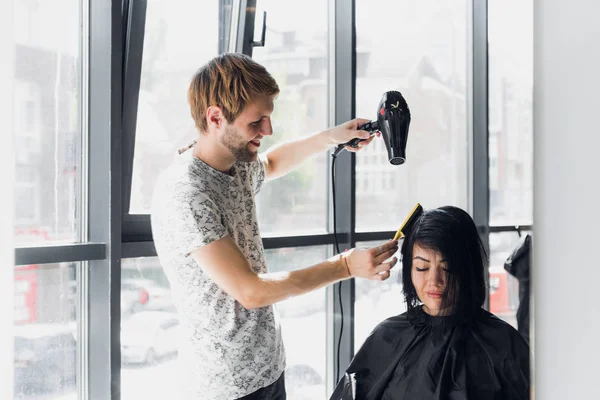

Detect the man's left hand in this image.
[327,118,378,152]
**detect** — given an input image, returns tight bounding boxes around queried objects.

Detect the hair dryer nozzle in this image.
[390,153,405,165]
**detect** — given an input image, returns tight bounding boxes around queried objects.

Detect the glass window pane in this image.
[13,1,82,245]
[121,248,328,400]
[129,1,233,214]
[252,0,330,235]
[14,262,78,398]
[353,241,404,350]
[488,0,533,226]
[120,257,178,399]
[489,231,530,329]
[265,246,328,400]
[355,1,469,231]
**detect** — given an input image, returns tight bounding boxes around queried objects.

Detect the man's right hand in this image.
[343,240,399,281]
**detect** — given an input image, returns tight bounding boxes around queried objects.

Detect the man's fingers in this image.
[370,240,398,257]
[357,136,375,146]
[354,117,371,128]
[375,258,397,274]
[374,249,397,265]
[371,270,391,281]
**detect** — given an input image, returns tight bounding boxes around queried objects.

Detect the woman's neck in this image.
[422,305,453,316]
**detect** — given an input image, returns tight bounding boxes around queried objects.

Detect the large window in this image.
[13,263,78,399]
[252,0,330,235]
[13,0,82,245]
[12,1,83,398]
[488,0,533,226]
[121,247,328,400]
[129,0,233,214]
[355,0,469,231]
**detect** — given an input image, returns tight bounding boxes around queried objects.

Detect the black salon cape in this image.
[330,307,529,400]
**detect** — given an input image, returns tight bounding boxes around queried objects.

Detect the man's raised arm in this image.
[262,118,374,180]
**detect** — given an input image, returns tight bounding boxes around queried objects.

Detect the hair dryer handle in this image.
[343,120,380,147]
[332,120,380,157]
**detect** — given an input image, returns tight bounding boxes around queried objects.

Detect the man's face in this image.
[220,96,274,162]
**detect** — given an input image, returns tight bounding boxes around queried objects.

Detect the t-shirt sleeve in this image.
[249,157,266,194]
[175,192,229,257]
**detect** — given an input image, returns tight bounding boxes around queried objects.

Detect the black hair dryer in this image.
[333,90,411,165]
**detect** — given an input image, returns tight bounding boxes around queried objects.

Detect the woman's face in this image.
[411,244,450,316]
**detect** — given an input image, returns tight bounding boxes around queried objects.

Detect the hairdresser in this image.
[150,53,398,400]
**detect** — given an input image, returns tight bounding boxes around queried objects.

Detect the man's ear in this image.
[206,106,224,129]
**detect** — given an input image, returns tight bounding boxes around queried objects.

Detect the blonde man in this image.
[151,53,398,400]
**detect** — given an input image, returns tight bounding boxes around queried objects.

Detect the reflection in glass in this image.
[13,0,82,245]
[488,0,533,226]
[13,263,78,399]
[252,0,330,235]
[355,0,469,231]
[488,231,530,329]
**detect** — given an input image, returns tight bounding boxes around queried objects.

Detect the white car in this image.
[121,311,179,365]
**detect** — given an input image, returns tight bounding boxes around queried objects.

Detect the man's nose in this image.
[260,118,273,136]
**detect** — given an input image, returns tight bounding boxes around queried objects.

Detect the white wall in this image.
[533,0,600,398]
[0,0,15,398]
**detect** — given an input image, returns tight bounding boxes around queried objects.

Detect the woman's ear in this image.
[206,105,224,129]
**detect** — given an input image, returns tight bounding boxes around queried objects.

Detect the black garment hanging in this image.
[504,233,532,343]
[330,306,530,400]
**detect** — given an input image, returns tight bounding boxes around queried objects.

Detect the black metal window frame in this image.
[10,0,534,398]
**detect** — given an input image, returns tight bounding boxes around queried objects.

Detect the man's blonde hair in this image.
[187,53,279,133]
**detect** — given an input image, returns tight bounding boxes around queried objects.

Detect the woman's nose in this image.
[429,268,444,287]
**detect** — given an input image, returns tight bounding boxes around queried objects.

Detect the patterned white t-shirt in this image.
[151,152,286,399]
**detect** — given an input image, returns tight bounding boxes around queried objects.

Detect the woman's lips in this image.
[426,292,443,299]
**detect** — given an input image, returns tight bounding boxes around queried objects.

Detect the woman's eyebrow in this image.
[414,256,448,263]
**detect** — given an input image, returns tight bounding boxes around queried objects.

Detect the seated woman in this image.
[331,206,530,400]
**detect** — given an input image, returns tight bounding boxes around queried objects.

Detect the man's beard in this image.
[221,126,257,163]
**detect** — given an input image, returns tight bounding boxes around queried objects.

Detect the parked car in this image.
[121,311,180,365]
[121,278,175,317]
[14,324,77,395]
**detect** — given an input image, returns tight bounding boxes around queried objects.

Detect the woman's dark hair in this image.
[401,206,488,322]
